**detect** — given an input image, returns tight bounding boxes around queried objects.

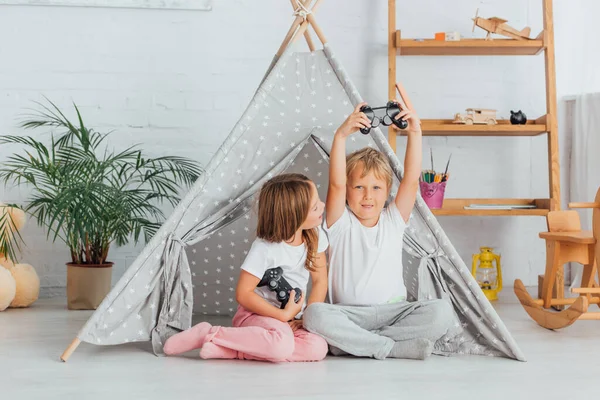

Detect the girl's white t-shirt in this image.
[241,226,329,313]
[324,202,408,306]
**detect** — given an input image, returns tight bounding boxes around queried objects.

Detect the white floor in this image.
[1,290,598,400]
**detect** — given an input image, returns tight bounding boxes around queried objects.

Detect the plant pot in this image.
[66,262,113,310]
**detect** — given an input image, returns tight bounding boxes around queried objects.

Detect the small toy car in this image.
[453,108,497,125]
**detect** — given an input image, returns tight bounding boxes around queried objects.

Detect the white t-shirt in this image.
[241,226,329,313]
[324,203,407,306]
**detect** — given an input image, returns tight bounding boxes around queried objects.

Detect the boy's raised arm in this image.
[326,103,370,228]
[394,104,422,223]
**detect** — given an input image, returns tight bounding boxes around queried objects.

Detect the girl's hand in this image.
[335,102,371,138]
[282,289,304,321]
[288,318,303,332]
[391,100,421,135]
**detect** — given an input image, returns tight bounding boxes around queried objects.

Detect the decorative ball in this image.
[0,203,26,232]
[9,263,40,308]
[0,267,16,311]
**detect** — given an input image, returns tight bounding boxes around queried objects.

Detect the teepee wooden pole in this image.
[60,338,81,362]
[276,0,323,57]
[306,13,327,45]
[290,0,316,51]
[276,17,305,57]
[299,0,327,46]
[290,19,312,47]
[303,28,316,51]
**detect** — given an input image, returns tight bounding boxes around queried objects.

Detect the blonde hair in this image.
[346,147,393,193]
[256,173,318,272]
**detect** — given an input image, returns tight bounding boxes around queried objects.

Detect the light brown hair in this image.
[346,147,393,193]
[256,173,319,272]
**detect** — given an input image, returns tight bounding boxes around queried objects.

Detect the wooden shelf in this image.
[430,199,552,216]
[395,34,545,56]
[398,118,548,137]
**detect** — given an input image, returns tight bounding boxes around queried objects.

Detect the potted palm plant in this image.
[0,100,202,309]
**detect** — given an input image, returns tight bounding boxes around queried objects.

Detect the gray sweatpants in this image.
[302,299,455,360]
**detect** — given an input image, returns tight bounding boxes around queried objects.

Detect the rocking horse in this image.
[514,186,600,329]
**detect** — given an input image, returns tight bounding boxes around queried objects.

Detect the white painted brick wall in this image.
[1,0,599,294]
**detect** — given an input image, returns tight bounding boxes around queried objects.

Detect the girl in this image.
[164,173,329,362]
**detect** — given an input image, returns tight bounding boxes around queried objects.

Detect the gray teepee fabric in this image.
[74,42,525,361]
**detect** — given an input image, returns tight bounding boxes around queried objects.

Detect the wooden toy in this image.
[452,108,497,125]
[472,8,532,40]
[514,186,600,329]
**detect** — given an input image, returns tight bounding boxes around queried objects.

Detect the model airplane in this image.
[472,9,532,40]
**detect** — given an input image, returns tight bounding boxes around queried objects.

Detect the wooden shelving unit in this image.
[387,0,560,217]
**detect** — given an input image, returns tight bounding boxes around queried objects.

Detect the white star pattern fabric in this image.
[73,43,525,361]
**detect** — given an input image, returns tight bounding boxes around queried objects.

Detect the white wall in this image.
[1,0,598,295]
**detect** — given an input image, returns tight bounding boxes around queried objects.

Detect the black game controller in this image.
[360,101,408,134]
[258,267,302,309]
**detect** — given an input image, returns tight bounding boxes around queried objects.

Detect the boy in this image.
[303,101,455,360]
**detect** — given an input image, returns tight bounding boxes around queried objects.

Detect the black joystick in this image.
[257,267,302,309]
[360,101,408,135]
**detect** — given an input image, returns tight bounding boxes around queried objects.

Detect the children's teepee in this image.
[61,0,525,362]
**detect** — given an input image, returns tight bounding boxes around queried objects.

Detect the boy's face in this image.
[346,164,389,227]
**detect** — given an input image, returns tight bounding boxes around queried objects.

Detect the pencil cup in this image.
[419,181,447,209]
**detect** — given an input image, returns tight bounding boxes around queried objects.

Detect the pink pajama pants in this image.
[205,306,328,362]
